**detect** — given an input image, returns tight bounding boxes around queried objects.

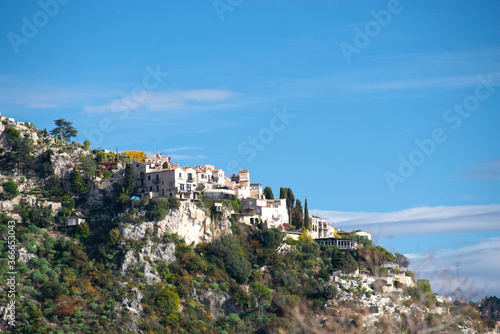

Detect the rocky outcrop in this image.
[120,201,232,245]
[18,247,36,264]
[50,153,73,179]
[193,288,241,318]
[121,240,176,284]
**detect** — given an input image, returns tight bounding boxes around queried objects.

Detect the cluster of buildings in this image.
[131,153,341,239]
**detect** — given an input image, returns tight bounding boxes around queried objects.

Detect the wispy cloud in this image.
[83,89,238,113]
[311,204,500,236]
[161,146,202,153]
[407,237,500,299]
[462,158,500,181]
[168,154,207,160]
[0,86,115,110]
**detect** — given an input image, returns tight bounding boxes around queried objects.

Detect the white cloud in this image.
[311,204,500,236]
[407,237,500,300]
[84,89,237,113]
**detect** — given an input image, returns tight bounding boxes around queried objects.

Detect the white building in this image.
[240,197,289,228]
[353,230,372,241]
[67,217,85,226]
[311,216,336,239]
[133,162,254,201]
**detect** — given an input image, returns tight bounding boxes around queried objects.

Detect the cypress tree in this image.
[263,186,274,199]
[123,164,136,195]
[304,198,309,229]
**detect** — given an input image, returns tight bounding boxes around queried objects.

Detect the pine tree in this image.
[50,118,78,141]
[304,198,310,229]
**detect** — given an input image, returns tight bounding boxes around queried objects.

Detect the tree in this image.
[279,187,286,200]
[108,228,120,245]
[0,132,34,172]
[156,289,180,314]
[36,150,53,178]
[122,150,146,162]
[395,252,410,268]
[250,283,272,315]
[263,186,274,199]
[123,164,136,195]
[253,228,283,249]
[2,181,19,199]
[304,198,310,229]
[50,118,78,141]
[77,221,90,239]
[83,139,91,150]
[80,155,97,178]
[69,169,88,195]
[292,199,303,229]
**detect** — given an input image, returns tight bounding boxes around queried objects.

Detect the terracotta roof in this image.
[239,169,249,173]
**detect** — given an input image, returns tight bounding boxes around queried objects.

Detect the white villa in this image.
[132,158,260,201]
[310,216,336,239]
[239,197,289,229]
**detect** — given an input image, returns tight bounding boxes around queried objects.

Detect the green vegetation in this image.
[0,117,491,334]
[50,118,78,142]
[2,181,19,199]
[263,186,274,199]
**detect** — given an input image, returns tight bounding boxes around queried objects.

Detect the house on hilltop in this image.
[132,161,254,201]
[240,197,288,228]
[310,216,336,239]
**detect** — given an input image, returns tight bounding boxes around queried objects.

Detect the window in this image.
[148,175,151,181]
[180,184,185,190]
[136,164,139,167]
[162,189,164,195]
[178,173,182,178]
[169,182,173,187]
[161,181,164,185]
[156,185,159,191]
[188,173,193,181]
[156,174,159,181]
[187,184,191,191]
[149,186,152,191]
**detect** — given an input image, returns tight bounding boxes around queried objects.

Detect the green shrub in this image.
[2,181,19,199]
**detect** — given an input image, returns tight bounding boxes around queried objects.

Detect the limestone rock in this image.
[119,201,232,245]
[18,247,36,264]
[194,288,241,319]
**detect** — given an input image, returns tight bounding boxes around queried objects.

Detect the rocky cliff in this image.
[119,201,233,245]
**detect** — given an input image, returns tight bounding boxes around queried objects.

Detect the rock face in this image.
[120,201,232,245]
[18,247,36,264]
[194,288,241,319]
[121,240,177,284]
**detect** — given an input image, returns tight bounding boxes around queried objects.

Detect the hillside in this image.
[0,115,493,333]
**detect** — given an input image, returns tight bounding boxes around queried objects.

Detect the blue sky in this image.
[1,0,499,299]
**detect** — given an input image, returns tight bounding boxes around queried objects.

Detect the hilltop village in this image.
[0,115,492,333]
[132,152,340,238]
